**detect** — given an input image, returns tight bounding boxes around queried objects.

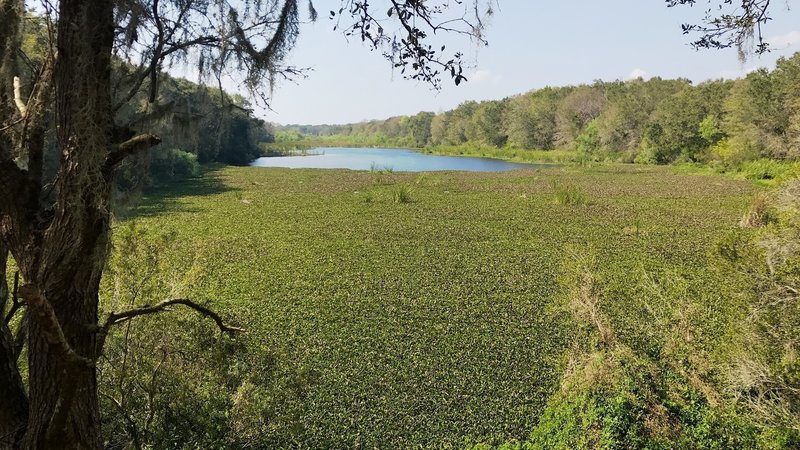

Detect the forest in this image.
[277,52,800,181]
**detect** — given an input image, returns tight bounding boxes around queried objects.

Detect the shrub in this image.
[393,185,413,203]
[150,148,200,183]
[739,192,773,228]
[552,184,589,206]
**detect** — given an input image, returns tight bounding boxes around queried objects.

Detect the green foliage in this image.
[575,119,602,162]
[115,164,758,447]
[393,185,413,203]
[551,182,589,206]
[527,348,760,450]
[272,53,800,172]
[149,148,200,182]
[737,159,800,182]
[709,183,800,436]
[99,222,312,449]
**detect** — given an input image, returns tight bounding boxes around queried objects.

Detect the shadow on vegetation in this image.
[118,165,233,219]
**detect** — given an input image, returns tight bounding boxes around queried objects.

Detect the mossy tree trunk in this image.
[0,0,158,446]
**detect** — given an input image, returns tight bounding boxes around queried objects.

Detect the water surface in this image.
[251,147,548,172]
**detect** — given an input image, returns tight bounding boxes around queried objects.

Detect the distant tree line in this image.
[279,52,800,167]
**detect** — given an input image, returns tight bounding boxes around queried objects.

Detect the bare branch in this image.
[12,77,27,117]
[103,298,244,334]
[104,134,162,172]
[4,271,21,325]
[95,298,243,355]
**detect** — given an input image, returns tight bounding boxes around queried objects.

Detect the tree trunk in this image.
[0,0,115,445]
[0,247,29,448]
[16,0,115,445]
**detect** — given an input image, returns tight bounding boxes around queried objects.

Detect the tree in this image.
[406,111,435,148]
[506,87,563,150]
[595,78,688,159]
[667,0,776,57]
[0,0,491,447]
[445,101,478,145]
[429,111,451,146]
[640,80,732,163]
[467,100,509,148]
[555,85,605,149]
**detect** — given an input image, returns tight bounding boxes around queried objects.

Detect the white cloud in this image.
[625,68,648,81]
[768,30,800,49]
[471,69,492,83]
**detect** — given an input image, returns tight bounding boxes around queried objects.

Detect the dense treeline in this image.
[279,52,800,168]
[114,72,275,190]
[20,14,274,192]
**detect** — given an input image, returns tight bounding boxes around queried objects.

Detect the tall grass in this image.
[393,185,413,203]
[550,180,589,205]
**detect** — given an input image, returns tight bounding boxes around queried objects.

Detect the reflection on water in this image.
[251,147,550,172]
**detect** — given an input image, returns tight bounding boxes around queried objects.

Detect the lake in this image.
[250,147,547,172]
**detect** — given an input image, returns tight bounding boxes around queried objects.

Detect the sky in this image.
[226,1,800,125]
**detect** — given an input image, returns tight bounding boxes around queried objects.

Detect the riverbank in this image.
[262,140,800,186]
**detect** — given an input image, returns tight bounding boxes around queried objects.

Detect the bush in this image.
[711,137,759,169]
[575,119,602,163]
[149,148,200,183]
[100,223,310,449]
[739,192,774,228]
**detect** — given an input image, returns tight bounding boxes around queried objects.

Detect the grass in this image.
[119,164,755,447]
[423,144,578,164]
[550,181,589,205]
[393,185,413,203]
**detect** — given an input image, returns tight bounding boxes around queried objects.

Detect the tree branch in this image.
[12,311,27,363]
[12,77,27,117]
[105,298,244,333]
[17,285,94,369]
[104,134,162,172]
[0,160,32,227]
[22,51,57,196]
[96,298,244,353]
[4,271,21,325]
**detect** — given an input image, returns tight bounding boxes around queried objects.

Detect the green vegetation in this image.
[275,52,800,181]
[550,181,589,206]
[94,164,800,448]
[113,72,275,191]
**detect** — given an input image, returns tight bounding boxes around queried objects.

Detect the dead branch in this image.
[104,298,244,333]
[12,77,27,117]
[96,298,244,353]
[4,271,21,325]
[104,134,162,172]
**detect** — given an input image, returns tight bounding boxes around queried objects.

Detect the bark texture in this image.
[0,0,128,445]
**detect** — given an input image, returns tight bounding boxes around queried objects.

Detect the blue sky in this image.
[244,1,800,125]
